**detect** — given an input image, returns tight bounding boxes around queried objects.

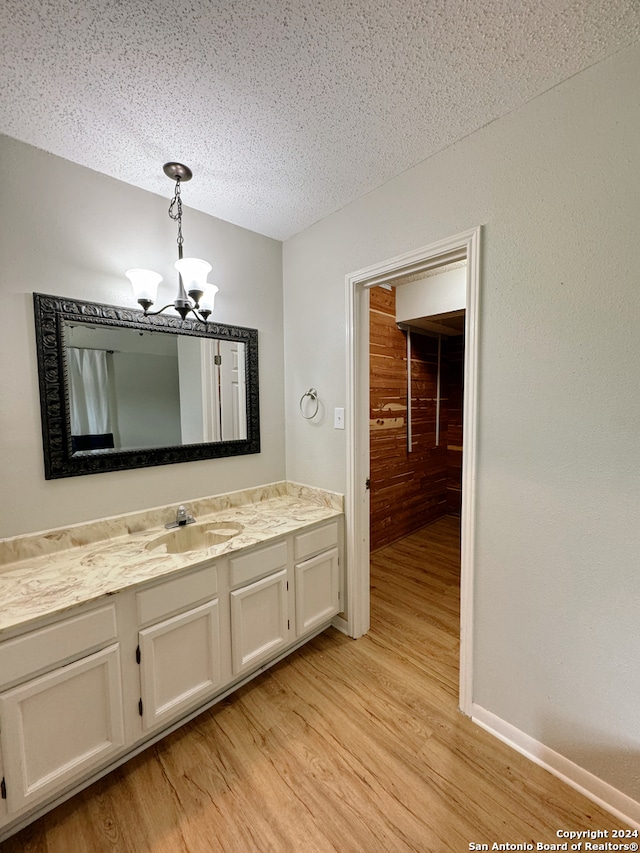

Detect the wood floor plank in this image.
[1,516,618,852]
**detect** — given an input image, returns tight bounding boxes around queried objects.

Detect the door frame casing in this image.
[344,226,481,715]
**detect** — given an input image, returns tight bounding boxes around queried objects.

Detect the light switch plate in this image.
[334,408,345,430]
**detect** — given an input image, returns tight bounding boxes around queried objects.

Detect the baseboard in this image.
[470,703,640,830]
[331,614,349,636]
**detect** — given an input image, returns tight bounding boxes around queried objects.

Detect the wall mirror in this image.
[33,293,260,479]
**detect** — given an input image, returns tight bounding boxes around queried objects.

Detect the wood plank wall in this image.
[369,286,464,550]
[444,332,464,515]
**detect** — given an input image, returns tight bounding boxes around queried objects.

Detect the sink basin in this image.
[145,521,244,555]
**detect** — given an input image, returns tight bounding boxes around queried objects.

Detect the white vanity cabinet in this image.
[229,541,291,675]
[0,604,125,818]
[0,510,344,842]
[135,564,222,732]
[294,521,341,638]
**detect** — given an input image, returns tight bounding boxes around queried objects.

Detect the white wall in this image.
[283,43,640,803]
[110,351,181,450]
[0,136,285,538]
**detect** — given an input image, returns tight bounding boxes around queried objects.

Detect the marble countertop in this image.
[0,483,343,637]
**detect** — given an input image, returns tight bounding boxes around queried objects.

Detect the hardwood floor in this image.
[2,516,615,852]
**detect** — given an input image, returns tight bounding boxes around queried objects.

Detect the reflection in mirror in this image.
[33,293,259,479]
[64,323,247,454]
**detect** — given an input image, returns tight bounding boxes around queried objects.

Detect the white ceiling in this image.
[1,0,638,240]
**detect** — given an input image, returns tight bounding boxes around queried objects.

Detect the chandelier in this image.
[126,163,218,322]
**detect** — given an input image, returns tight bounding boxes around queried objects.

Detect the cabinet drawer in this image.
[294,521,339,561]
[0,605,117,687]
[229,541,288,588]
[136,565,217,626]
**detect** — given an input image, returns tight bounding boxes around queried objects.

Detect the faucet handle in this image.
[176,505,189,524]
[165,505,195,529]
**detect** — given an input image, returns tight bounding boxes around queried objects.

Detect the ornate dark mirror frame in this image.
[33,292,260,479]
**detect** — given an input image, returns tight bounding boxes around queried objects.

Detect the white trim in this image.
[458,226,481,714]
[345,276,371,638]
[345,227,481,713]
[471,703,640,829]
[331,614,349,635]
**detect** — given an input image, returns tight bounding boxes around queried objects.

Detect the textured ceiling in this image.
[1,1,638,240]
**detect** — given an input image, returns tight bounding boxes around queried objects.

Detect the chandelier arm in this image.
[140,303,176,317]
[139,301,210,324]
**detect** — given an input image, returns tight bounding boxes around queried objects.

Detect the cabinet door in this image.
[0,644,124,816]
[139,599,220,731]
[230,569,289,675]
[295,548,340,637]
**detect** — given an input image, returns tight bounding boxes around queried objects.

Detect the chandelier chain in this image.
[127,163,215,322]
[168,178,184,251]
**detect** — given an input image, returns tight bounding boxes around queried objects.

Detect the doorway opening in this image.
[369,265,465,551]
[344,227,481,714]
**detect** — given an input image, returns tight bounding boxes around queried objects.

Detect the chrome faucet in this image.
[165,505,196,529]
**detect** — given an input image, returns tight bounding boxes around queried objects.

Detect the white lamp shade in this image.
[174,257,212,294]
[126,269,162,303]
[200,283,219,313]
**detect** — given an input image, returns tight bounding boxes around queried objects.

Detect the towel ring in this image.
[299,388,319,420]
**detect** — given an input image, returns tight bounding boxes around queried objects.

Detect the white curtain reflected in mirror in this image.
[67,347,113,452]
